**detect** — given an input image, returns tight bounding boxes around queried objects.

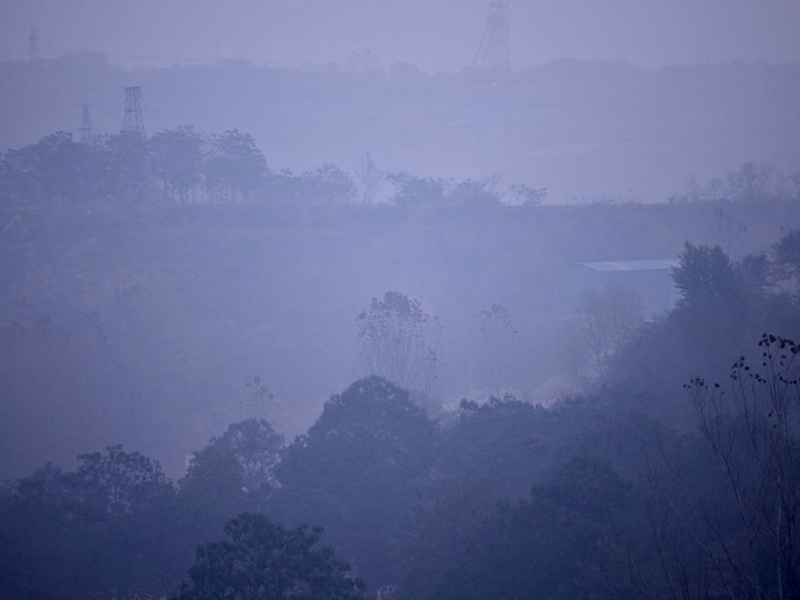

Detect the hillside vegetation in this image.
[1,199,798,477]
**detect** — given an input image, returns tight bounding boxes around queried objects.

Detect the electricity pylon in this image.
[119,87,154,201]
[471,1,510,70]
[29,28,39,61]
[122,86,146,136]
[80,104,94,144]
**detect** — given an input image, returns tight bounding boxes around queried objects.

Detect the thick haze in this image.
[3,2,800,597]
[2,0,800,68]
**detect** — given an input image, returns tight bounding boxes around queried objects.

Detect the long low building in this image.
[574,258,680,317]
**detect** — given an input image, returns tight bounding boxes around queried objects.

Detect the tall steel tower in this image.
[471,1,510,70]
[29,28,39,61]
[122,86,146,136]
[80,104,94,144]
[119,87,153,201]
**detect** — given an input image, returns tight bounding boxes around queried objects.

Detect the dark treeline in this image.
[2,231,800,599]
[2,127,798,207]
[0,128,358,206]
[0,128,546,207]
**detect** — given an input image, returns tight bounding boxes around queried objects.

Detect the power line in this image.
[0,122,796,150]
[0,86,127,94]
[2,83,797,111]
[0,48,468,72]
[240,127,800,147]
[0,126,111,136]
[1,97,797,143]
[0,109,119,121]
[3,45,798,76]
[1,65,797,112]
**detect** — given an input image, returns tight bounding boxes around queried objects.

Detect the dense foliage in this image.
[0,129,524,207]
[2,219,800,598]
[0,128,361,205]
[174,513,364,600]
[4,126,795,207]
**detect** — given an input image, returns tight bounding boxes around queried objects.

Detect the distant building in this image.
[573,259,680,317]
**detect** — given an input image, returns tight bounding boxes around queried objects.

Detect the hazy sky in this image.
[2,0,800,69]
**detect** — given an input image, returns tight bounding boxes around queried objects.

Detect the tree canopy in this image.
[274,376,437,589]
[174,513,364,600]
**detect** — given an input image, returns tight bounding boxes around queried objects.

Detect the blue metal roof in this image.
[578,259,680,272]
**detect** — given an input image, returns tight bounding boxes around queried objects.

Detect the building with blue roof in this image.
[574,258,680,316]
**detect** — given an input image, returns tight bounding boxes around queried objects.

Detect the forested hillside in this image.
[2,44,800,600]
[1,198,799,478]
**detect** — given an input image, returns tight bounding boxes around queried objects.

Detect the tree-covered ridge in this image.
[2,127,798,206]
[0,128,531,207]
[0,128,358,205]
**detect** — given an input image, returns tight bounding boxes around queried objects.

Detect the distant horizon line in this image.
[1,47,798,73]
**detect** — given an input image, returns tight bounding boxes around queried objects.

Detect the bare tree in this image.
[244,376,277,421]
[642,334,800,600]
[705,178,725,202]
[727,162,775,203]
[711,207,748,261]
[684,175,703,203]
[355,292,443,399]
[508,183,548,206]
[471,303,518,395]
[575,282,645,378]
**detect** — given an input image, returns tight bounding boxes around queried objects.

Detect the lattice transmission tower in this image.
[471,1,510,70]
[29,28,39,61]
[119,87,154,201]
[80,104,94,144]
[122,86,146,136]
